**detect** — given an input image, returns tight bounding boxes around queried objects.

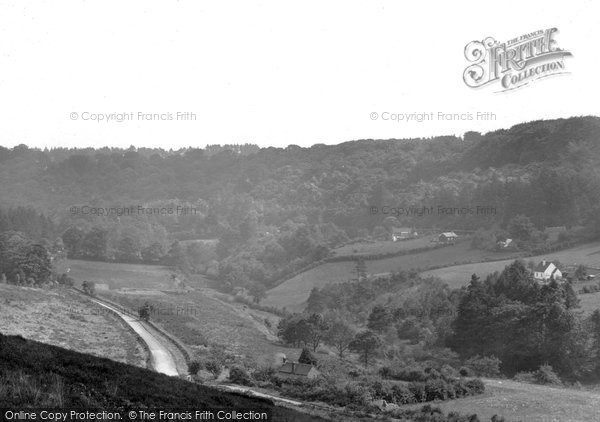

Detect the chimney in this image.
[291,362,296,374]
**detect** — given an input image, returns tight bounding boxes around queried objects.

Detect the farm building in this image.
[533,259,562,281]
[438,232,458,243]
[497,238,513,248]
[391,227,414,242]
[277,362,320,380]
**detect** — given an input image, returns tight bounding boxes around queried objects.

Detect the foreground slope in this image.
[0,334,323,421]
[0,284,145,366]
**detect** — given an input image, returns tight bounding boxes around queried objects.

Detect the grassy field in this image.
[331,237,434,257]
[264,241,518,311]
[0,284,145,367]
[403,378,600,422]
[57,259,178,291]
[422,241,600,289]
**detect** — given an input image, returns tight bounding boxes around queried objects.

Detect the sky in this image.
[0,0,598,149]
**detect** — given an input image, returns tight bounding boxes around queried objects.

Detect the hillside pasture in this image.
[58,259,179,291]
[264,241,519,311]
[331,236,434,258]
[422,241,600,289]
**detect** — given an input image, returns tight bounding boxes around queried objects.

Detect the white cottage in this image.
[534,260,562,281]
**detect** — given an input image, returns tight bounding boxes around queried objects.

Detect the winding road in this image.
[92,299,180,376]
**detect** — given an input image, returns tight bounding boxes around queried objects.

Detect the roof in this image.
[392,227,412,233]
[534,260,558,272]
[278,362,315,376]
[440,232,458,237]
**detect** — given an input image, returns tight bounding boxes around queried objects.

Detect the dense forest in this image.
[1,116,599,295]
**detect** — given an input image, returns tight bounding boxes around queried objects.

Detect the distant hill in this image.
[1,116,599,294]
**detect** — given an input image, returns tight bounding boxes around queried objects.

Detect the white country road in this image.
[92,299,179,376]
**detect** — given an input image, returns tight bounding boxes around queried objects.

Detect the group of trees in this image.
[297,257,600,382]
[276,311,388,367]
[449,261,592,379]
[0,208,61,286]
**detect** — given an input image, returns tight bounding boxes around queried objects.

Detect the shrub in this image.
[388,365,428,382]
[465,355,501,377]
[378,366,392,379]
[440,364,459,379]
[229,366,252,386]
[409,382,428,402]
[204,360,222,377]
[514,364,562,386]
[391,384,416,404]
[535,364,562,385]
[410,377,484,403]
[252,366,275,383]
[513,371,537,384]
[459,367,474,377]
[424,367,441,379]
[188,360,202,375]
[425,378,452,401]
[465,378,485,395]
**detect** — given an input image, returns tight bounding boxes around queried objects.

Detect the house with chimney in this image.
[277,362,320,380]
[533,259,562,282]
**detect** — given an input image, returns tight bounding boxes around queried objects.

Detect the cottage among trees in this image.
[277,362,320,380]
[438,232,458,243]
[533,260,562,281]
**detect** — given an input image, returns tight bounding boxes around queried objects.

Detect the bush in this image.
[229,366,252,386]
[188,360,202,375]
[465,378,485,395]
[387,365,428,382]
[535,364,562,385]
[204,360,222,377]
[465,355,501,377]
[514,364,562,386]
[459,367,474,377]
[379,366,392,379]
[252,366,275,382]
[410,377,484,403]
[513,371,537,384]
[391,384,417,404]
[440,364,459,379]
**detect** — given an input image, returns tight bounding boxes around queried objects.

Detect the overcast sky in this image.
[0,0,598,149]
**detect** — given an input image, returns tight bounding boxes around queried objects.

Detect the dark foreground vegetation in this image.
[0,333,319,421]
